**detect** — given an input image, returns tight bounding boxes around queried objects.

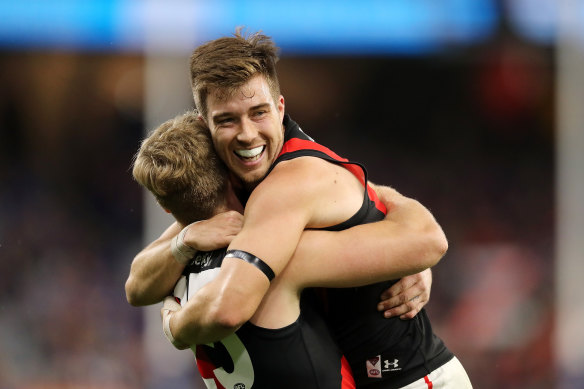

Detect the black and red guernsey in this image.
[178,115,452,389]
[272,115,454,389]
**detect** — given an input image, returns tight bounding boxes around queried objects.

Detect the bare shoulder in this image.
[249,157,343,206]
[245,158,324,215]
[247,156,363,229]
[271,156,333,181]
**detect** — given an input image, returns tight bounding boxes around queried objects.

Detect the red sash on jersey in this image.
[279,137,387,215]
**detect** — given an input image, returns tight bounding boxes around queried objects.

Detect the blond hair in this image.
[132,110,228,225]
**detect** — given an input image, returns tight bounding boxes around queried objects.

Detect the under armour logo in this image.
[384,359,399,370]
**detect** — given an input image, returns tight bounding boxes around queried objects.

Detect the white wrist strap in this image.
[162,310,176,343]
[162,296,183,348]
[170,222,199,265]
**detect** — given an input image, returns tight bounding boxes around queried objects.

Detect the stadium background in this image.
[0,1,582,388]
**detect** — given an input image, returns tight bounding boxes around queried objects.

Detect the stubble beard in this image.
[241,173,263,193]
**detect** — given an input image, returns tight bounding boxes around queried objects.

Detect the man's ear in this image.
[277,95,285,122]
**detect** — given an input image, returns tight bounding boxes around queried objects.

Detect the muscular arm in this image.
[125,211,243,306]
[374,184,437,319]
[170,157,362,345]
[168,182,445,345]
[125,222,184,306]
[283,185,447,288]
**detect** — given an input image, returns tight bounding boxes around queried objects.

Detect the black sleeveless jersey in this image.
[174,248,355,389]
[271,115,454,388]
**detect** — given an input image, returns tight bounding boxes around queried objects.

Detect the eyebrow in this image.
[250,103,271,111]
[212,112,233,124]
[212,103,272,124]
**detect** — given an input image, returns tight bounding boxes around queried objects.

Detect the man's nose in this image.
[236,116,258,143]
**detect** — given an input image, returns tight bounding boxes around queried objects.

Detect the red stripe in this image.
[279,138,344,161]
[340,356,356,389]
[280,138,387,215]
[194,345,227,389]
[424,375,433,389]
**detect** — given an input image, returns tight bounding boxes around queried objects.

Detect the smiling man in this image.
[126,30,471,388]
[207,76,284,190]
[131,110,447,388]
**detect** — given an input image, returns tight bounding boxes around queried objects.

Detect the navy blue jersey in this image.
[271,115,454,388]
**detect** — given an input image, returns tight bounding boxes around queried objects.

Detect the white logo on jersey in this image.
[194,251,214,268]
[383,358,401,372]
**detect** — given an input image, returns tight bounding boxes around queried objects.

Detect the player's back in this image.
[174,248,355,389]
[271,116,454,388]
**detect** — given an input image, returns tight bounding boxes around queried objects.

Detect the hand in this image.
[184,210,243,251]
[377,269,432,320]
[161,296,189,350]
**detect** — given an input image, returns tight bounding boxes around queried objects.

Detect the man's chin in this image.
[242,177,262,191]
[236,172,263,191]
[232,163,269,191]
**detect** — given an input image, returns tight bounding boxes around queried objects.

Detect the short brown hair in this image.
[189,28,281,119]
[132,110,228,225]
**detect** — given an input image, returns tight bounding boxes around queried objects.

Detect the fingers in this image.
[195,212,242,237]
[378,297,426,320]
[379,275,418,301]
[377,288,427,319]
[186,211,244,251]
[213,210,244,230]
[377,273,430,320]
[398,295,425,320]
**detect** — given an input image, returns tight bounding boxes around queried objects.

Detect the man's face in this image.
[205,75,285,190]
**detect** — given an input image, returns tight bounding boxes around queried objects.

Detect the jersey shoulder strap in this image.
[267,115,386,216]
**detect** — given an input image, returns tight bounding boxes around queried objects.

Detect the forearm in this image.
[169,296,239,346]
[126,211,244,307]
[289,185,447,288]
[170,287,239,346]
[170,258,270,345]
[373,184,448,269]
[125,223,185,306]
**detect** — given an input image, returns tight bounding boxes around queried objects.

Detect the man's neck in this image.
[229,172,251,206]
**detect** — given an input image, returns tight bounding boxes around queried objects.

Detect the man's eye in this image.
[218,118,234,124]
[254,110,266,117]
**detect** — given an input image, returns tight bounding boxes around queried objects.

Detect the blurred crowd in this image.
[0,36,554,388]
[0,53,146,388]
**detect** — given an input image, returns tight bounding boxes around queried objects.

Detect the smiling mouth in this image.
[234,146,265,162]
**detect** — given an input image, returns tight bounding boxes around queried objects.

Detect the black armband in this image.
[225,250,275,282]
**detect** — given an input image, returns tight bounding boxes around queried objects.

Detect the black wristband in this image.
[225,250,275,282]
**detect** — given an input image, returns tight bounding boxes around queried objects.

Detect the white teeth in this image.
[235,146,264,159]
